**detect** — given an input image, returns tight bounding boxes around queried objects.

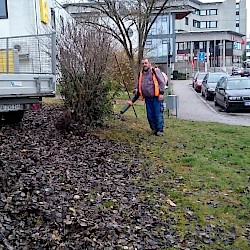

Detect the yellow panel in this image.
[0,50,14,73]
[40,0,49,24]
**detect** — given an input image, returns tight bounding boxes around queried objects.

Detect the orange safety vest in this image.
[138,67,160,99]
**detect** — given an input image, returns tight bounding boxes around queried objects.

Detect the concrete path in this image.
[171,80,250,127]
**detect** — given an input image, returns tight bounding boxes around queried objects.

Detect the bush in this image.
[57,24,114,127]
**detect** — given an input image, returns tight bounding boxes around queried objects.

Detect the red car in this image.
[193,72,207,92]
[240,68,250,77]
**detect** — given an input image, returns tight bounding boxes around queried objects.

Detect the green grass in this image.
[95,103,250,249]
[43,97,63,105]
[41,98,249,248]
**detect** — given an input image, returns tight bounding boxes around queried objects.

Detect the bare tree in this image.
[77,0,170,82]
[57,22,114,127]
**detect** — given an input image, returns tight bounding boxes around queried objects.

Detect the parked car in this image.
[192,71,207,92]
[240,68,250,77]
[232,66,243,75]
[214,76,250,112]
[201,72,229,100]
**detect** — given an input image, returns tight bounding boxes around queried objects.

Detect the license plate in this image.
[0,104,21,111]
[244,102,250,106]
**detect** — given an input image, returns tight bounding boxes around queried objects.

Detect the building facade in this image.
[144,2,192,74]
[62,0,192,75]
[0,0,71,37]
[246,39,250,61]
[174,0,247,74]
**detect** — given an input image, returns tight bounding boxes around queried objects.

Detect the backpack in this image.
[152,67,168,87]
[161,71,169,86]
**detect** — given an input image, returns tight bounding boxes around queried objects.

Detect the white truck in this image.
[0,32,56,123]
[0,0,72,123]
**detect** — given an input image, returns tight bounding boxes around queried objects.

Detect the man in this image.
[134,58,166,136]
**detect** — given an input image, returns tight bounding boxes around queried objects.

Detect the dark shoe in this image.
[156,131,164,136]
[151,129,156,135]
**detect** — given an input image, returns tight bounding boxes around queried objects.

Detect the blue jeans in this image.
[145,97,164,133]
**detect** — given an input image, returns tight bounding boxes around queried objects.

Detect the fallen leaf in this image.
[73,195,80,200]
[166,198,176,207]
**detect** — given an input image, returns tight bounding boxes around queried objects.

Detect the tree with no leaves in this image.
[57,23,114,127]
[73,0,170,82]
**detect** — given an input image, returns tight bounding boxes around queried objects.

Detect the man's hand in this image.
[158,94,164,101]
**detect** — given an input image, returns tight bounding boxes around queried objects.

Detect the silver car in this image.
[201,72,229,100]
[232,66,243,75]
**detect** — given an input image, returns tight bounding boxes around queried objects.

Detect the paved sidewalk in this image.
[171,80,250,127]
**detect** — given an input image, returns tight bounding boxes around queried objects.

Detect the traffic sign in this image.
[198,52,205,62]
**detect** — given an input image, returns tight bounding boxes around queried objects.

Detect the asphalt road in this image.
[171,80,250,127]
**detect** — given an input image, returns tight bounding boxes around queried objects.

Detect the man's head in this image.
[141,58,151,72]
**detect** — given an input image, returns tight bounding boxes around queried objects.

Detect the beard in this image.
[142,67,149,72]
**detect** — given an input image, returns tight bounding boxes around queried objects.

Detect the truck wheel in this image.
[3,111,25,124]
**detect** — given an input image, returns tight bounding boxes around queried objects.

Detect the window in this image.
[236,22,239,27]
[193,19,200,28]
[162,40,168,44]
[199,42,205,49]
[149,28,157,35]
[200,10,207,16]
[198,9,217,16]
[200,21,217,29]
[209,21,217,28]
[178,42,184,50]
[236,3,239,9]
[51,8,56,30]
[209,9,217,15]
[200,21,207,28]
[161,16,167,22]
[185,17,188,25]
[60,16,64,34]
[194,9,200,15]
[146,40,152,45]
[235,10,240,21]
[226,42,232,49]
[0,0,8,19]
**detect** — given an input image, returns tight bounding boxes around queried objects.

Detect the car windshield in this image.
[208,74,227,83]
[226,79,250,89]
[197,73,206,80]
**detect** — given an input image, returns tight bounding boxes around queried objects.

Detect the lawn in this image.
[94,103,250,249]
[43,96,250,249]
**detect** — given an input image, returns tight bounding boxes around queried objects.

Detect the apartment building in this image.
[246,39,250,61]
[62,0,246,74]
[62,0,192,74]
[174,0,247,73]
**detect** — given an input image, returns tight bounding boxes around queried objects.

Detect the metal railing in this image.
[0,33,56,75]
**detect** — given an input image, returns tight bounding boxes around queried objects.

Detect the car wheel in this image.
[225,101,231,113]
[214,97,218,106]
[205,91,208,100]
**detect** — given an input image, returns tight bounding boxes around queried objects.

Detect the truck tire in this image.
[2,111,25,124]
